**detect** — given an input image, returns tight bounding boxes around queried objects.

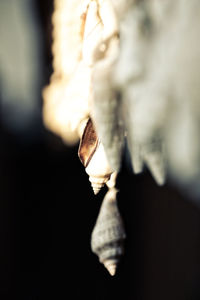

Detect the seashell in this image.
[78,118,113,194]
[51,0,84,78]
[142,141,166,186]
[91,187,126,275]
[98,0,118,41]
[122,76,167,185]
[86,0,123,172]
[42,0,93,145]
[91,36,124,172]
[42,61,92,145]
[82,0,103,67]
[86,141,113,194]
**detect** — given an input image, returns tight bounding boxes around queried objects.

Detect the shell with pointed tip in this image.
[78,118,113,194]
[91,36,124,173]
[91,188,126,275]
[85,141,113,194]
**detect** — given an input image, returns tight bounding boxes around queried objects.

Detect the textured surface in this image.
[91,188,126,274]
[43,0,200,197]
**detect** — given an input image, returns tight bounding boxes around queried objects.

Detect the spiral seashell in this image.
[88,174,111,195]
[91,35,124,172]
[78,118,113,194]
[91,187,126,275]
[85,141,113,194]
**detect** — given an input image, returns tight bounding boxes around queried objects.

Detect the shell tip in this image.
[104,262,117,276]
[92,187,101,195]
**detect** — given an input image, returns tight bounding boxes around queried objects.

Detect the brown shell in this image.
[78,118,99,167]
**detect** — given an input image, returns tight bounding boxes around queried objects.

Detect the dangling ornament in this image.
[78,118,126,276]
[78,118,113,194]
[91,186,126,276]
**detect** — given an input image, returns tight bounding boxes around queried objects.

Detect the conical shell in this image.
[90,3,124,172]
[78,118,113,194]
[142,142,166,186]
[91,188,126,275]
[91,37,124,172]
[88,175,110,195]
[85,142,113,194]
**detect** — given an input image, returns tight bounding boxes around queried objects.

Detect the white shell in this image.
[42,0,93,144]
[91,36,124,172]
[103,259,117,276]
[85,141,113,194]
[82,0,103,66]
[43,0,200,199]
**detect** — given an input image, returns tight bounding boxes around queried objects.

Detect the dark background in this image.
[1,1,200,299]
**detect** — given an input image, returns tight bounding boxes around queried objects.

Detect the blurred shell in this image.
[142,141,166,185]
[78,118,113,194]
[111,2,167,185]
[91,187,126,276]
[91,36,124,172]
[122,86,166,185]
[43,62,92,144]
[42,0,93,144]
[82,0,103,66]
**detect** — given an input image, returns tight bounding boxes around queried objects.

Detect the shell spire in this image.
[91,187,126,275]
[104,259,117,276]
[78,118,113,194]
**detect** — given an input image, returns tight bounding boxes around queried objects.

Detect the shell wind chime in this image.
[41,0,199,277]
[42,0,127,276]
[91,187,126,276]
[43,0,200,277]
[78,118,126,275]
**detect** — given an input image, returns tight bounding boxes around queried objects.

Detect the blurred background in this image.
[0,0,200,299]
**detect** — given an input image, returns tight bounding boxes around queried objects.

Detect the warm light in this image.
[42,0,118,145]
[43,0,92,144]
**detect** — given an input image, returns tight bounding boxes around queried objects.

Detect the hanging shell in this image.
[89,0,125,172]
[91,187,126,276]
[91,34,124,172]
[78,118,113,194]
[42,0,93,145]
